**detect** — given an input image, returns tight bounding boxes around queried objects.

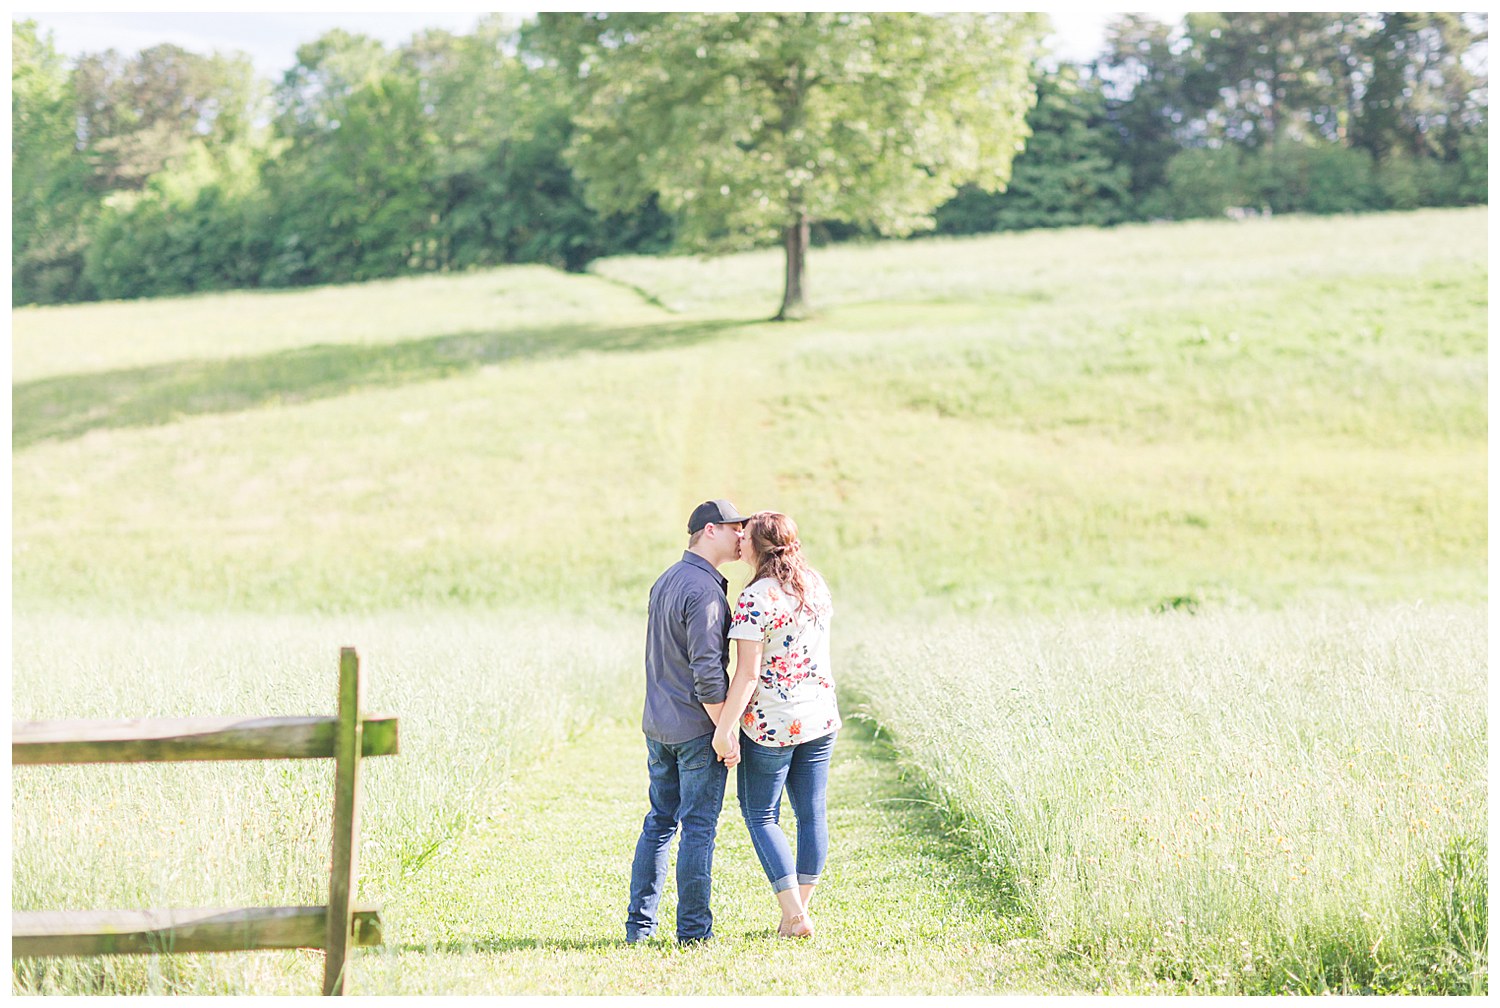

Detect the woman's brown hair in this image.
[746,510,817,613]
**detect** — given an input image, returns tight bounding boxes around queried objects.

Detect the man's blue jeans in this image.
[736,731,836,893]
[625,731,727,943]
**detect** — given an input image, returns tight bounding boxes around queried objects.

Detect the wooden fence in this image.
[12,647,398,995]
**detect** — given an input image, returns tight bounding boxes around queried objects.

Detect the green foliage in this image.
[418,50,673,274]
[543,12,1044,313]
[13,27,272,305]
[1096,12,1487,223]
[1452,127,1488,203]
[262,38,438,286]
[1350,13,1488,164]
[11,21,98,305]
[1140,147,1247,219]
[1146,139,1480,220]
[267,23,672,290]
[71,43,266,192]
[554,12,1043,243]
[1253,144,1381,215]
[83,139,277,299]
[935,64,1130,233]
[1182,12,1355,149]
[1373,151,1465,211]
[1094,15,1194,202]
[8,13,1489,305]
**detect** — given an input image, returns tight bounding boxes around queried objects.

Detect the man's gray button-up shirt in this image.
[642,551,730,744]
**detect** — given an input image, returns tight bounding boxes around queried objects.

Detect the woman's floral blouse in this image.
[728,571,840,747]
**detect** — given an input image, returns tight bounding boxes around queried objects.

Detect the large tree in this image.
[72,43,263,192]
[530,12,1044,319]
[13,20,97,303]
[1095,15,1201,201]
[936,63,1130,233]
[397,17,670,274]
[992,63,1131,230]
[1180,13,1353,150]
[1351,13,1488,163]
[261,31,432,284]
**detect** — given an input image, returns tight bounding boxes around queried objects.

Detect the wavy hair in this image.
[746,510,817,614]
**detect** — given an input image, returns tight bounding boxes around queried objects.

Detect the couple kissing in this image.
[626,499,839,945]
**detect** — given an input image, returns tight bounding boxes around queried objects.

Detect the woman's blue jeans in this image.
[736,731,836,893]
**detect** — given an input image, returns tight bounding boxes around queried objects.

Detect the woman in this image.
[712,510,840,939]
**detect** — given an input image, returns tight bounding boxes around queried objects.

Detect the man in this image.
[625,498,749,945]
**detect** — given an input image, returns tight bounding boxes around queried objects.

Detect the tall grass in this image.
[11,610,637,995]
[842,603,1487,993]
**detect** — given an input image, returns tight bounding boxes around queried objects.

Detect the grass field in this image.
[11,207,1487,994]
[844,603,1486,994]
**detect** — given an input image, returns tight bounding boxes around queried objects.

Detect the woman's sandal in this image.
[777,913,814,939]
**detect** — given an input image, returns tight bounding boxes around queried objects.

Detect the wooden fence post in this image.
[13,648,396,993]
[323,647,365,996]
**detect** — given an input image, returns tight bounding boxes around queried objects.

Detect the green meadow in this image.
[11,208,1487,994]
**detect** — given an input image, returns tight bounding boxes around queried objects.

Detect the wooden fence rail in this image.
[12,715,399,765]
[11,647,397,996]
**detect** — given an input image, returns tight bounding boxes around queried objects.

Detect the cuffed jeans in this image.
[736,731,836,893]
[625,731,727,943]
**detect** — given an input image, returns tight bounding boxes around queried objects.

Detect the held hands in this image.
[713,728,741,768]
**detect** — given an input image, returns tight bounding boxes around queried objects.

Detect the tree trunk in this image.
[774,213,811,321]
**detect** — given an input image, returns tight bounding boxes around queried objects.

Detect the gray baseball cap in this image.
[687,499,749,534]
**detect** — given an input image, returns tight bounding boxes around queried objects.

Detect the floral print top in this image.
[728,572,840,747]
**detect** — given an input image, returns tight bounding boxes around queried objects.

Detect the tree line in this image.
[12,12,1488,309]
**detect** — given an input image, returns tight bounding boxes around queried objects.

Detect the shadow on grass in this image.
[13,317,745,450]
[397,936,626,954]
[399,931,784,954]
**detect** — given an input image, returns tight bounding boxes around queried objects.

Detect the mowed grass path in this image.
[357,715,1045,995]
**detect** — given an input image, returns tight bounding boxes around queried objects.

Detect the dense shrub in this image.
[13,224,96,305]
[1374,152,1470,210]
[1253,144,1381,215]
[1452,130,1488,204]
[1140,147,1249,220]
[1139,140,1484,221]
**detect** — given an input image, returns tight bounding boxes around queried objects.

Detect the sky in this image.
[14,8,1186,79]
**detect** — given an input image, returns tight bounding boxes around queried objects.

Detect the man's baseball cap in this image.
[688,499,749,534]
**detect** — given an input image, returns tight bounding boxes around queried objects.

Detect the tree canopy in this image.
[530,12,1045,319]
[10,13,1489,308]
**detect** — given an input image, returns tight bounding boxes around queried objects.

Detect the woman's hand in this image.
[713,727,741,768]
[711,636,763,770]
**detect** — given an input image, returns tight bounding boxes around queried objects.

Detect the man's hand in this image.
[713,729,741,768]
